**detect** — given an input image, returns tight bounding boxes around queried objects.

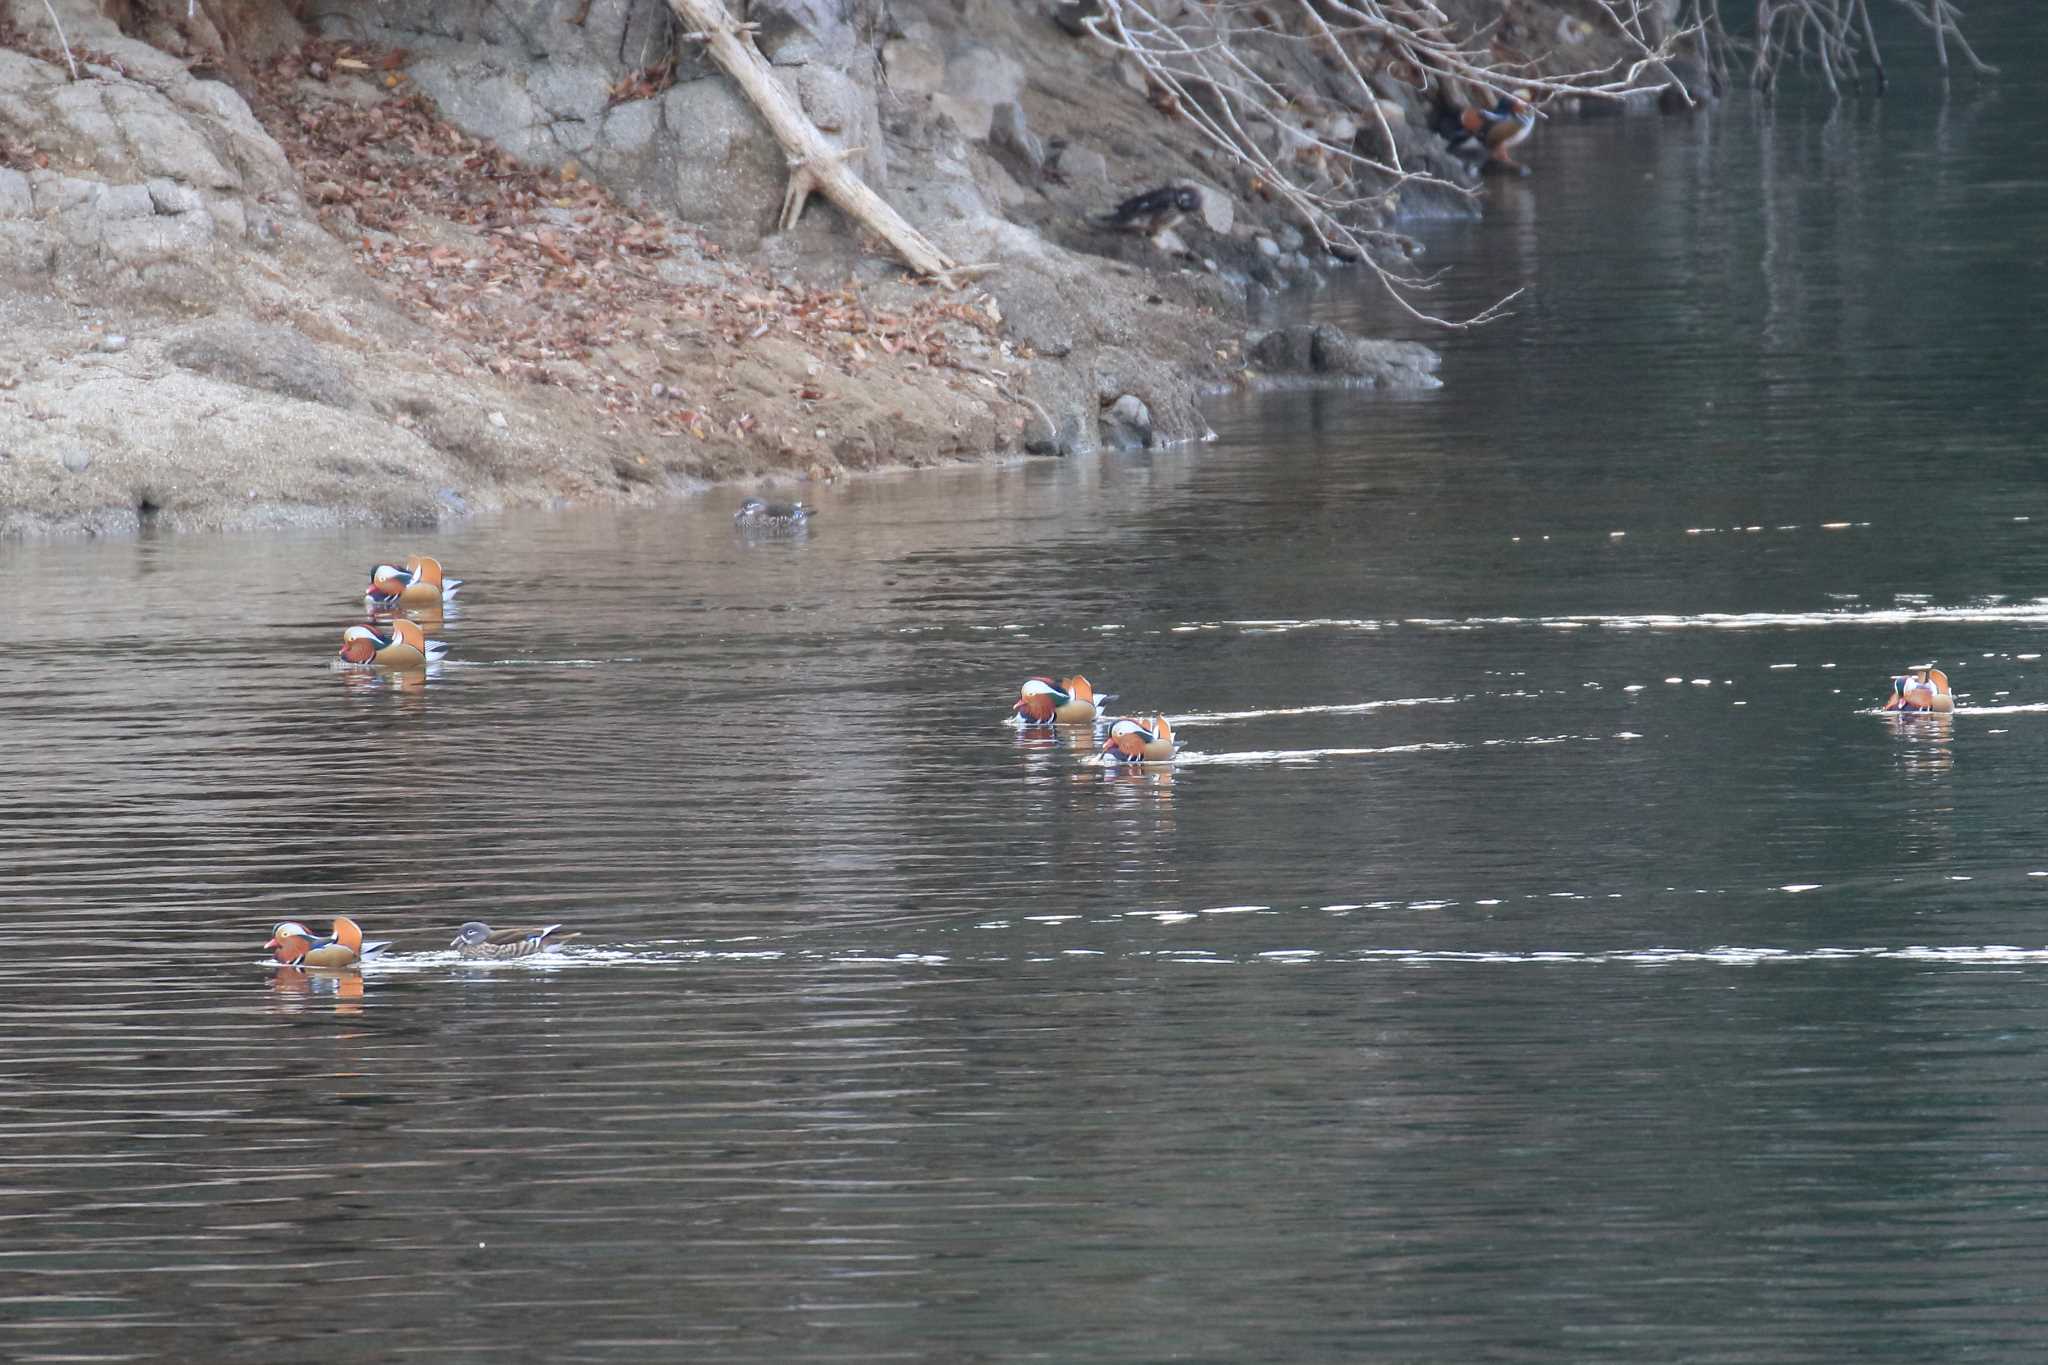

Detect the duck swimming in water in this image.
[266,916,390,968]
[367,555,461,607]
[734,497,812,527]
[450,922,580,960]
[1015,675,1108,726]
[1102,715,1179,763]
[338,618,447,669]
[1882,666,1953,713]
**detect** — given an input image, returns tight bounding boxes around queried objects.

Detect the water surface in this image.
[7,39,2048,1363]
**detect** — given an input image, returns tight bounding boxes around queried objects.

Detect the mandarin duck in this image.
[734,497,812,527]
[450,921,581,960]
[1015,675,1110,726]
[266,915,390,968]
[367,554,462,607]
[1103,714,1180,763]
[1444,91,1536,173]
[338,618,446,669]
[1882,666,1953,713]
[1092,184,1201,236]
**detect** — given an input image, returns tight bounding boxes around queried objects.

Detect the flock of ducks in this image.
[1013,675,1182,764]
[300,500,1944,981]
[295,497,817,975]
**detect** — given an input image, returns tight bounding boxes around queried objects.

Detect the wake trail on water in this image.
[338,942,2048,973]
[1169,696,1455,724]
[1182,600,2048,636]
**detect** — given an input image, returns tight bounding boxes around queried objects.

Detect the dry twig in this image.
[1085,1,1689,327]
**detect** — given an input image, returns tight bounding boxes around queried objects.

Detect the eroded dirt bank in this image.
[0,0,1654,537]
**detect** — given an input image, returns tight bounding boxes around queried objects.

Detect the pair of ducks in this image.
[1014,675,1180,763]
[338,554,458,667]
[1882,666,1953,713]
[265,916,578,967]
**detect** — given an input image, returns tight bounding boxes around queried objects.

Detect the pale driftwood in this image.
[41,0,79,81]
[664,0,962,283]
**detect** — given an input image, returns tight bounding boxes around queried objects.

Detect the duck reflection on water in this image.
[266,965,369,1015]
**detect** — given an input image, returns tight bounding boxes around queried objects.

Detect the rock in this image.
[96,334,129,353]
[946,46,1025,108]
[1101,393,1153,450]
[658,77,791,243]
[883,39,946,97]
[1309,324,1441,388]
[932,93,993,141]
[488,410,508,428]
[0,169,29,219]
[1255,235,1280,258]
[1247,323,1441,389]
[989,269,1074,358]
[1052,1,1105,38]
[990,102,1043,174]
[1053,145,1108,183]
[1191,182,1233,234]
[164,322,361,409]
[146,178,202,215]
[96,182,155,223]
[1275,223,1304,253]
[1248,325,1313,372]
[59,444,94,473]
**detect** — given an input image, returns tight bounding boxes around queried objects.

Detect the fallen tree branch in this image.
[662,0,963,284]
[40,0,79,80]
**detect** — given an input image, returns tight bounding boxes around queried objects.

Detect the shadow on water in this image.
[8,46,2048,1362]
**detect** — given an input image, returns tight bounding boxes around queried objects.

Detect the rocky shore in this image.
[0,0,1660,537]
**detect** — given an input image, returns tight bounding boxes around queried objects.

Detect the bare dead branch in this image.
[1084,1,1688,327]
[664,0,964,283]
[40,0,79,80]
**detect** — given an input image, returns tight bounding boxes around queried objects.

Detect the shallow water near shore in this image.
[9,50,2048,1365]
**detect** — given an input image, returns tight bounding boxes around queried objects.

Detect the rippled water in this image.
[9,45,2048,1363]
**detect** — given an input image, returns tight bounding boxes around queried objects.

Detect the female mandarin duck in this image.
[367,554,462,607]
[338,618,447,668]
[1446,91,1536,172]
[1015,675,1109,726]
[1103,715,1179,763]
[1882,666,1953,713]
[734,497,812,527]
[266,916,390,968]
[450,922,580,960]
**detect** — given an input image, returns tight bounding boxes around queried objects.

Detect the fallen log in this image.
[665,0,963,283]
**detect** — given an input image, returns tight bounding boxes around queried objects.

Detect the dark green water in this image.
[6,43,2048,1365]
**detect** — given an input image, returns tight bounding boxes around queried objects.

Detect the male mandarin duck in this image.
[450,921,581,960]
[266,916,391,968]
[367,554,462,606]
[734,497,812,527]
[1882,666,1953,713]
[1015,675,1109,726]
[1444,90,1536,172]
[1103,714,1180,763]
[338,618,447,669]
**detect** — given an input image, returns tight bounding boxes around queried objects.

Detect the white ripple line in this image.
[1170,696,1457,724]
